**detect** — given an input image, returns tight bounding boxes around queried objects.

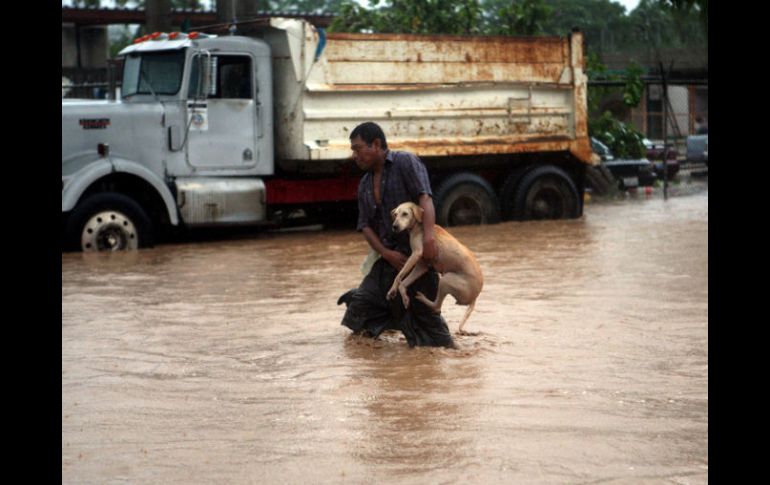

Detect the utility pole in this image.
[216,0,236,24]
[659,61,673,202]
[146,0,173,34]
[236,0,261,20]
[217,0,261,25]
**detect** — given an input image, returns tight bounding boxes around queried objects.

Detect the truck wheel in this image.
[433,173,500,226]
[584,164,618,196]
[65,193,154,251]
[499,166,531,220]
[511,166,580,220]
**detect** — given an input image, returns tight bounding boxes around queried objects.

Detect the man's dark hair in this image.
[350,121,388,150]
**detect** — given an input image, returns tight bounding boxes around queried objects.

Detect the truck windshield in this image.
[122,51,185,98]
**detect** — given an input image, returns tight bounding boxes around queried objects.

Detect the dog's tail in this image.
[457,299,476,334]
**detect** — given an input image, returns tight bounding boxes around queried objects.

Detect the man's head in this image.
[350,122,388,171]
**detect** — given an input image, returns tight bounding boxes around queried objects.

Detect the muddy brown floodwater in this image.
[62,183,708,485]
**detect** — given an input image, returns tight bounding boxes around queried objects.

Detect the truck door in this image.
[186,54,258,170]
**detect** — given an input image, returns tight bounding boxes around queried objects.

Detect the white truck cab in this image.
[62,31,275,250]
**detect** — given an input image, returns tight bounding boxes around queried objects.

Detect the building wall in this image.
[625,83,707,140]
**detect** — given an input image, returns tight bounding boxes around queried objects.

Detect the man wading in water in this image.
[337,122,455,348]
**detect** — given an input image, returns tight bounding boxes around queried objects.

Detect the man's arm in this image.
[419,193,437,263]
[362,226,407,270]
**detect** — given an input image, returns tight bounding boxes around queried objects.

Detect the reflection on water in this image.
[63,185,708,484]
[342,335,482,474]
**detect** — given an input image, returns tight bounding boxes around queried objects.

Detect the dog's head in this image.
[391,202,424,233]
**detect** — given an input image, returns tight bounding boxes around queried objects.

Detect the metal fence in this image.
[62,63,121,100]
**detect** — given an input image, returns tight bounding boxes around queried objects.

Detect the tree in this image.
[268,0,347,13]
[542,0,631,53]
[586,54,646,159]
[657,0,707,38]
[109,25,140,58]
[493,0,553,36]
[330,0,482,35]
[624,0,706,70]
[112,1,204,8]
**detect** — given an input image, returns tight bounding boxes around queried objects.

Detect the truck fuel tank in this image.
[175,177,266,226]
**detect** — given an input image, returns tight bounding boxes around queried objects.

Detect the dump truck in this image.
[62,17,597,251]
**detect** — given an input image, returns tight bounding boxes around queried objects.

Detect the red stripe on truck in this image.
[265,177,360,205]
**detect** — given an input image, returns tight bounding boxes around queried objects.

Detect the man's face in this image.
[350,136,382,171]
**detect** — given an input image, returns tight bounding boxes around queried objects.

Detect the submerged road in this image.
[62,181,708,484]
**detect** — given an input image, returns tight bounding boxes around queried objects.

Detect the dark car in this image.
[643,138,680,179]
[591,137,657,190]
[643,138,678,161]
[686,134,708,166]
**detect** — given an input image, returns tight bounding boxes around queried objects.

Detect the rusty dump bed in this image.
[266,19,594,164]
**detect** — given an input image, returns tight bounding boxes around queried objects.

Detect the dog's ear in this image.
[413,205,424,223]
[391,207,398,221]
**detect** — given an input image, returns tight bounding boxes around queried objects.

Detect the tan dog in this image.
[386,202,483,334]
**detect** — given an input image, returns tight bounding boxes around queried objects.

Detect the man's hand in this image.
[362,227,405,270]
[383,249,408,271]
[418,193,438,264]
[422,233,437,263]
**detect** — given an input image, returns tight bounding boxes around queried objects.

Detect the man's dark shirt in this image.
[356,149,432,254]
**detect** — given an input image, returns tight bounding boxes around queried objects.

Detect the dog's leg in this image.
[457,299,478,336]
[397,260,429,309]
[387,252,421,301]
[415,271,470,314]
[414,278,451,314]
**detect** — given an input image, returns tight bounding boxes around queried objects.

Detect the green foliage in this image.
[71,0,101,6]
[586,56,645,159]
[622,62,644,107]
[586,52,611,115]
[330,0,706,57]
[329,1,380,33]
[586,55,644,112]
[268,0,348,13]
[495,0,552,36]
[112,1,204,7]
[658,0,708,37]
[589,111,646,159]
[542,0,631,50]
[330,0,482,35]
[630,0,706,49]
[109,25,140,58]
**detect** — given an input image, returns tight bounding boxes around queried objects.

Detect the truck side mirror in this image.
[190,52,215,100]
[197,54,211,99]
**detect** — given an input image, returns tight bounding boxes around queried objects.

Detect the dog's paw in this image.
[400,292,410,309]
[457,330,480,337]
[386,287,397,300]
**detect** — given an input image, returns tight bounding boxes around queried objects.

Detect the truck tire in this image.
[433,173,500,226]
[64,193,154,251]
[499,166,532,220]
[510,166,580,220]
[585,164,618,196]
